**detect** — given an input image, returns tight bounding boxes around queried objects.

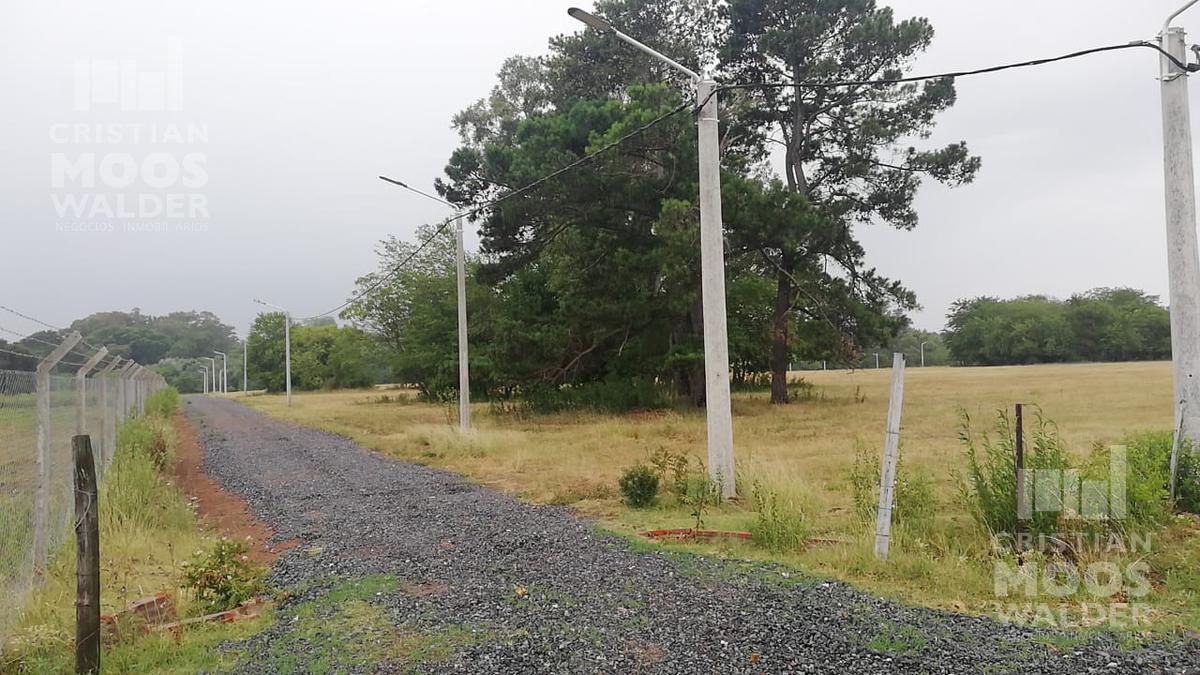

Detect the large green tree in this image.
[723,0,980,401]
[341,224,495,400]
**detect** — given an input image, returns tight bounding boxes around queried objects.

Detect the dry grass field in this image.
[244,361,1200,632]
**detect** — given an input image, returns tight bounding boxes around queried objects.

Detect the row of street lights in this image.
[233,4,1200,498]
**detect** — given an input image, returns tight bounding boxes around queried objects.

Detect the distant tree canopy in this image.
[856,327,950,368]
[247,313,389,393]
[65,309,238,364]
[944,288,1171,366]
[0,339,38,371]
[0,309,240,391]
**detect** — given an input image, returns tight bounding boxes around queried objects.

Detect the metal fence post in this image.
[33,331,82,577]
[75,347,108,436]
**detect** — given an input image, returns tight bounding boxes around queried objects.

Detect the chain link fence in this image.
[0,331,165,644]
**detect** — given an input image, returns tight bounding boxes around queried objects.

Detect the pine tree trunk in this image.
[770,264,792,404]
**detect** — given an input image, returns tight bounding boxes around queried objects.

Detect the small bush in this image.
[144,387,181,419]
[1083,431,1172,527]
[182,538,266,613]
[849,445,937,531]
[1100,430,1199,517]
[749,481,807,552]
[957,408,1069,540]
[618,464,659,508]
[517,378,672,414]
[648,447,690,495]
[682,472,722,530]
[1177,449,1200,514]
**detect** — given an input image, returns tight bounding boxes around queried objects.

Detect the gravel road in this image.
[185,396,1200,674]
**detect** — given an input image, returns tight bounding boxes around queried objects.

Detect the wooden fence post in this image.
[74,434,100,675]
[874,353,906,560]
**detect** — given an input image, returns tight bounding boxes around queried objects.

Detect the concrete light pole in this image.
[201,357,217,396]
[874,353,881,369]
[214,350,228,394]
[199,368,209,394]
[920,341,929,368]
[569,7,736,498]
[378,176,471,431]
[253,298,292,406]
[242,338,248,393]
[1161,1,1200,446]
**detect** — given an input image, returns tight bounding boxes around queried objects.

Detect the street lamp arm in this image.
[379,176,459,210]
[567,7,699,81]
[253,298,290,315]
[1166,0,1200,33]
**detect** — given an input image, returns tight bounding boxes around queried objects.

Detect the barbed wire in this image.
[297,100,692,322]
[0,305,102,352]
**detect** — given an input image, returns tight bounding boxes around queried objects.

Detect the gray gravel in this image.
[185,396,1200,674]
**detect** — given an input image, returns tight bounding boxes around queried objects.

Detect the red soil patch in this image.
[172,411,298,565]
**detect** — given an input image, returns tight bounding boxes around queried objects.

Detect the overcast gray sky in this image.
[0,0,1195,337]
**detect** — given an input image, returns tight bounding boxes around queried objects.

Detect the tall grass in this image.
[243,364,1200,631]
[0,388,256,674]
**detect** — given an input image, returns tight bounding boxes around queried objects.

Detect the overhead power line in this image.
[0,304,103,352]
[0,346,39,363]
[298,100,692,321]
[702,40,1189,109]
[0,325,101,363]
[294,38,1191,321]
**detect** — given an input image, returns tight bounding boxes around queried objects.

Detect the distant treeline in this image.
[944,288,1171,365]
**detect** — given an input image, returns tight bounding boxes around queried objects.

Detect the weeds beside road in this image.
[244,362,1200,633]
[192,395,1200,673]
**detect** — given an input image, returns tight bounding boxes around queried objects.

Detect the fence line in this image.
[0,331,165,644]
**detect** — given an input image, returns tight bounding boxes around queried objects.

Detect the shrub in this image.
[1097,430,1199,517]
[849,445,937,532]
[749,481,807,552]
[957,407,1069,540]
[1177,448,1200,514]
[1082,431,1172,527]
[516,378,672,414]
[618,464,659,508]
[182,538,266,613]
[682,472,722,530]
[648,447,690,495]
[144,387,181,419]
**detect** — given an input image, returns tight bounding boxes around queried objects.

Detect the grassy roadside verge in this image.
[242,363,1200,635]
[1,390,268,674]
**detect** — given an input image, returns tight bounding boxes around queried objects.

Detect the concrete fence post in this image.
[874,352,906,561]
[96,356,122,475]
[115,361,134,422]
[75,347,108,436]
[33,331,82,577]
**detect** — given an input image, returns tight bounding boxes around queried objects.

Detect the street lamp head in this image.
[568,7,613,34]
